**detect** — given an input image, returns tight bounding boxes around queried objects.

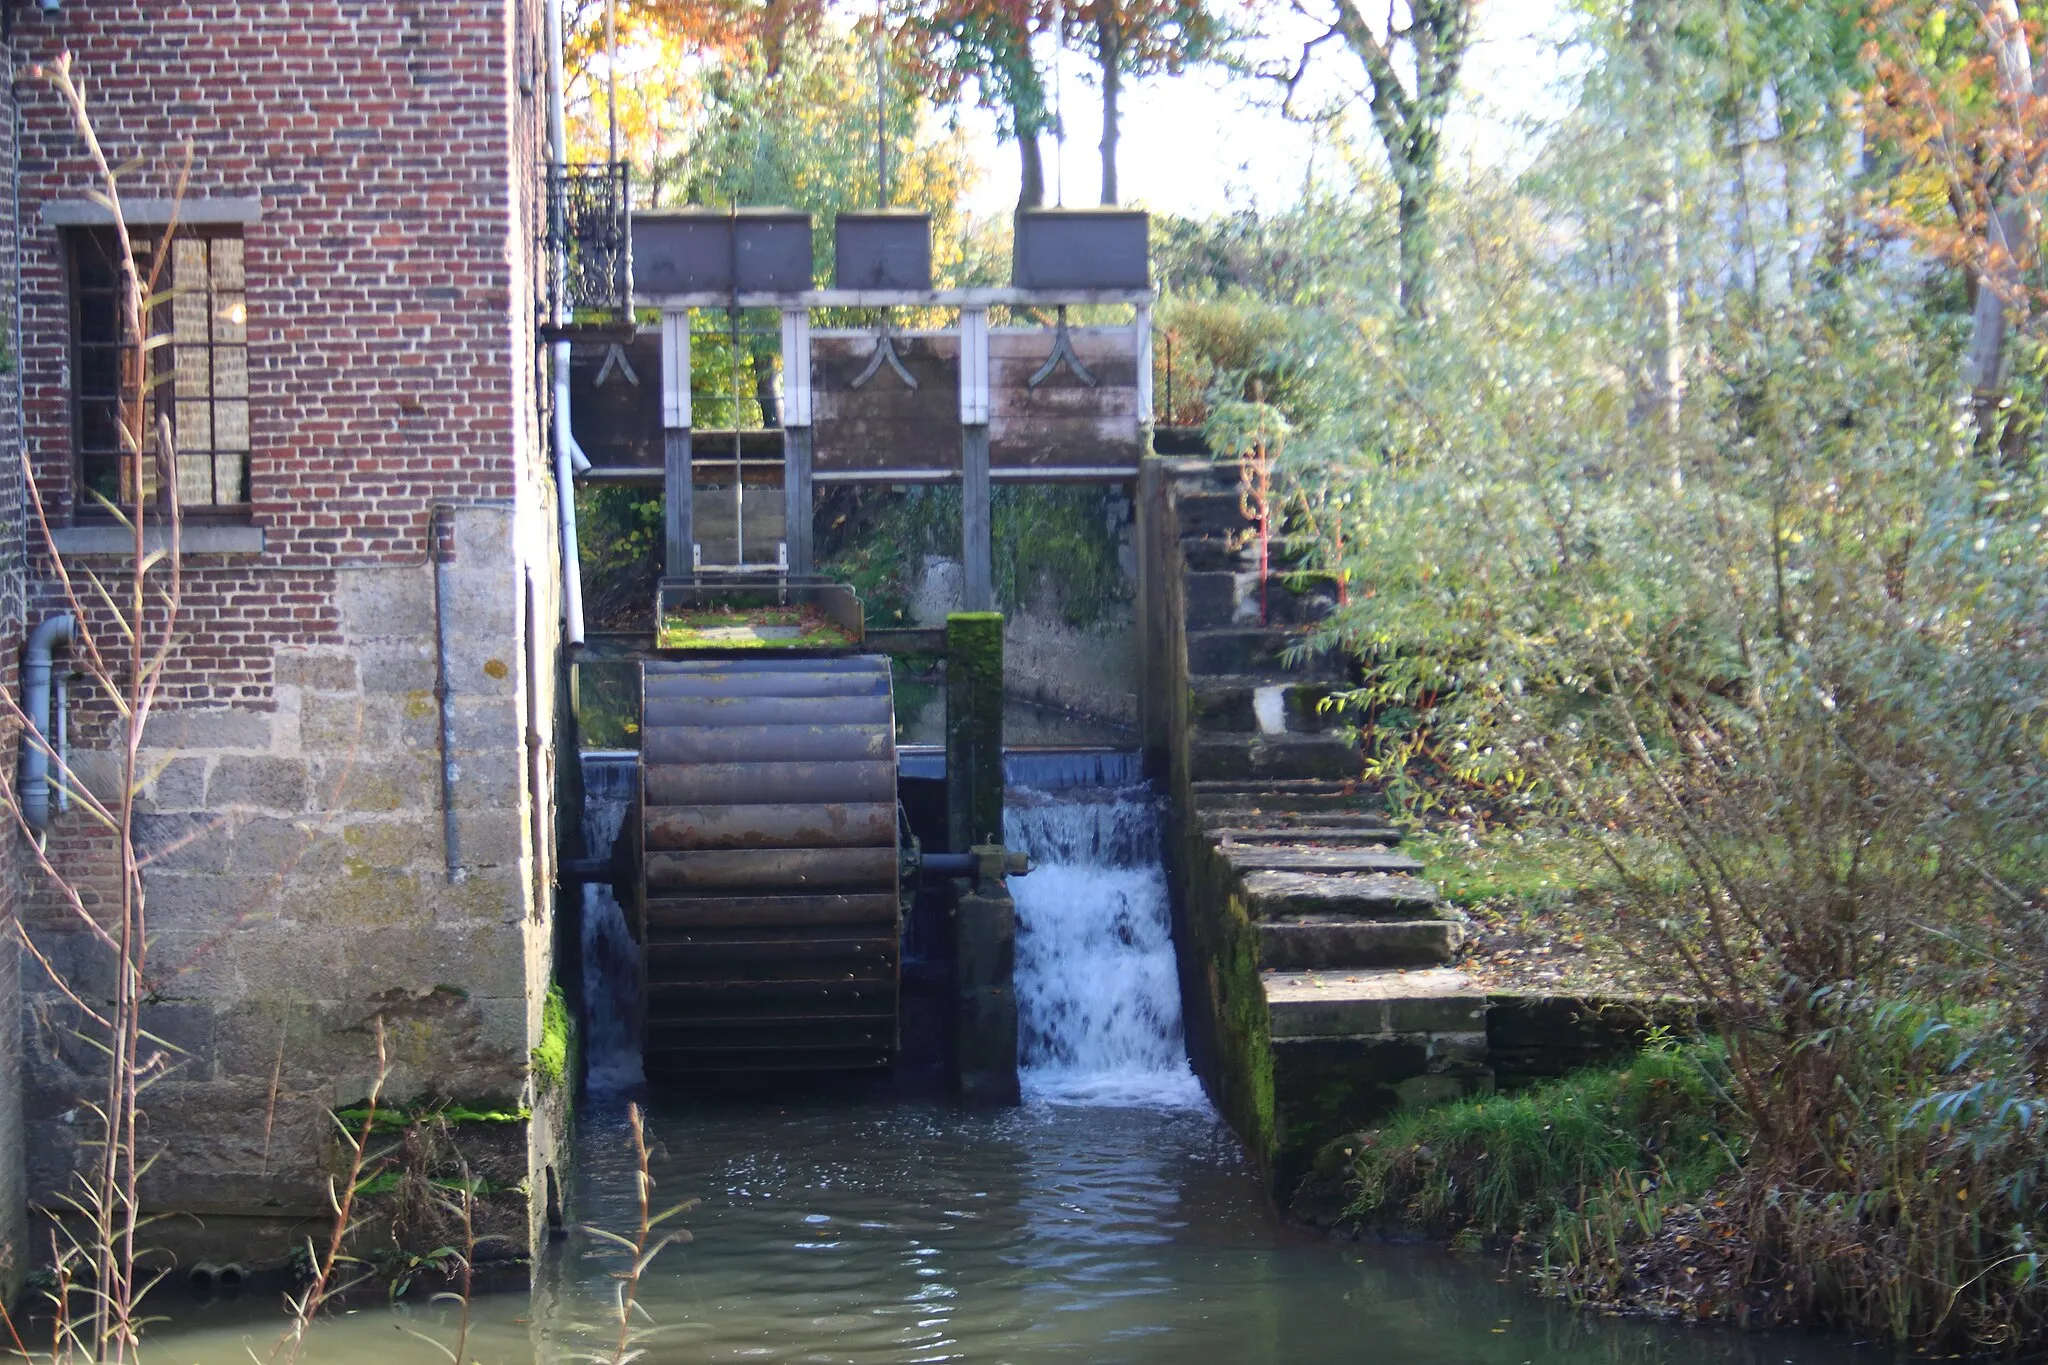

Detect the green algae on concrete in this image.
[657,604,855,651]
[1180,836,1278,1171]
[532,983,571,1095]
[946,612,1005,851]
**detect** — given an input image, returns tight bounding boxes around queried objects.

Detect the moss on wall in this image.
[946,613,1005,851]
[532,984,571,1096]
[1182,840,1277,1169]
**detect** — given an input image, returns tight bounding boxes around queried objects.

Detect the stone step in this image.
[1182,572,1341,631]
[1183,571,1239,630]
[1242,870,1440,920]
[1187,629,1347,680]
[1168,458,1245,496]
[1211,825,1402,846]
[1192,732,1358,783]
[1223,845,1423,876]
[1191,779,1388,815]
[1200,809,1400,833]
[1264,967,1487,1040]
[1180,536,1315,575]
[1191,677,1347,734]
[1259,918,1462,971]
[1181,536,1250,573]
[1177,490,1257,537]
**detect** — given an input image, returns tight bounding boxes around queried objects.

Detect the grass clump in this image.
[1342,1041,1734,1241]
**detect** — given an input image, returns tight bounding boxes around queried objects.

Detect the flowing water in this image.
[144,761,1900,1364]
[580,752,645,1095]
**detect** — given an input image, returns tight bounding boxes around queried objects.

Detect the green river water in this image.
[144,1096,1899,1365]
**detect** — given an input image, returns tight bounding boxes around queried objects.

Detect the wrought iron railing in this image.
[543,162,632,327]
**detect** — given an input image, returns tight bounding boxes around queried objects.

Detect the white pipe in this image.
[20,612,75,833]
[547,0,587,645]
[553,343,588,646]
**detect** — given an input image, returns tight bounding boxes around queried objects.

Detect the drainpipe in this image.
[20,613,75,834]
[431,508,462,882]
[547,0,589,647]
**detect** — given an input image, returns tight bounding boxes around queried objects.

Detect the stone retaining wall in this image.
[19,506,565,1265]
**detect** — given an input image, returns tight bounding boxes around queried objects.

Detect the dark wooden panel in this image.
[643,758,897,806]
[643,723,892,765]
[570,332,663,469]
[643,694,893,728]
[810,331,961,474]
[989,327,1143,470]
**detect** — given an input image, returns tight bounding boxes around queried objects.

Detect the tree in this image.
[567,0,824,71]
[1063,0,1226,204]
[1273,0,1475,319]
[894,0,1059,209]
[1866,0,2048,435]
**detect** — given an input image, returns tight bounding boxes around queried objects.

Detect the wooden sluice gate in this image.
[565,206,1153,1095]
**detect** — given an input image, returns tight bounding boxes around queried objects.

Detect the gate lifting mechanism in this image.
[564,206,1157,612]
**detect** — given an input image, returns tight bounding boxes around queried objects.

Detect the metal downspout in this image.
[20,613,75,835]
[431,508,462,881]
[547,0,589,647]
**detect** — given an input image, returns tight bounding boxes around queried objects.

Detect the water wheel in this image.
[637,656,901,1073]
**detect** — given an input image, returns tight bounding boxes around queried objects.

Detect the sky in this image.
[949,0,1584,219]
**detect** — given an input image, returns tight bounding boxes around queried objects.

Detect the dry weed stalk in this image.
[264,1020,393,1365]
[571,1104,694,1365]
[0,50,391,1363]
[0,51,201,1364]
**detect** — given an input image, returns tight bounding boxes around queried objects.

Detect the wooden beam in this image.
[661,309,693,576]
[961,424,992,612]
[781,308,814,576]
[635,286,1155,310]
[1135,302,1154,426]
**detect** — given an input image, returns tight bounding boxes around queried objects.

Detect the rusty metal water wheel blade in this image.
[638,656,901,1075]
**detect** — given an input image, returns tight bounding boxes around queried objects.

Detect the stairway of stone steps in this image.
[1170,461,1479,1041]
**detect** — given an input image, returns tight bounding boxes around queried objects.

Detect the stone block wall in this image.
[21,506,558,1262]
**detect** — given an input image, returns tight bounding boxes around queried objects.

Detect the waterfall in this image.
[580,753,645,1094]
[1004,770,1208,1110]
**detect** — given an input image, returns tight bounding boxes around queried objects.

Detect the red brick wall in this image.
[12,0,547,708]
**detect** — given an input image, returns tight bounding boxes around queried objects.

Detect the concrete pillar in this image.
[954,866,1019,1106]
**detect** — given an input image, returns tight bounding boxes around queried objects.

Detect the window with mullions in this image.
[69,227,249,513]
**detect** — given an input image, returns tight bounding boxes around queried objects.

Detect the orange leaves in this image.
[1864,1,2048,324]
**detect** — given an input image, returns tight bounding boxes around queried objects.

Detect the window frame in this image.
[65,223,251,523]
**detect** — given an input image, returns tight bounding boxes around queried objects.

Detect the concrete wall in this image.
[910,529,1143,728]
[1138,457,1277,1173]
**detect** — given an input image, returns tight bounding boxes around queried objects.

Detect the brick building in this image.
[0,0,574,1268]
